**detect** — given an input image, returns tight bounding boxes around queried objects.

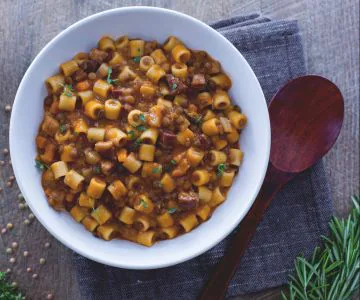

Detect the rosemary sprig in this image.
[282,195,359,300]
[0,272,25,300]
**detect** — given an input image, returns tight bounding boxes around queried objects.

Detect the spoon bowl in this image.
[200,75,344,300]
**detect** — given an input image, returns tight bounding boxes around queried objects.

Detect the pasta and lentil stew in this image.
[35,35,247,246]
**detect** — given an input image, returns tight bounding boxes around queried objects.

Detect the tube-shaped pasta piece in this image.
[91,205,112,225]
[119,226,137,242]
[60,144,76,162]
[97,224,119,241]
[202,118,221,136]
[213,90,231,110]
[139,56,155,72]
[203,109,216,121]
[211,136,228,150]
[79,192,95,209]
[172,158,190,177]
[172,44,191,63]
[140,128,158,144]
[209,186,225,208]
[75,80,91,92]
[227,126,240,143]
[191,169,210,186]
[50,161,68,179]
[84,148,101,165]
[146,65,166,83]
[159,226,179,239]
[46,74,65,94]
[219,117,232,133]
[196,205,211,221]
[93,79,111,98]
[98,36,116,51]
[157,212,174,228]
[179,214,198,232]
[118,66,137,82]
[163,36,182,52]
[60,60,79,76]
[228,111,247,129]
[40,143,57,164]
[129,39,145,57]
[137,230,156,247]
[134,215,151,232]
[151,49,167,64]
[220,171,235,187]
[127,109,144,127]
[78,90,94,105]
[140,82,156,98]
[87,128,105,143]
[107,179,128,200]
[64,170,84,190]
[59,94,77,111]
[82,216,99,232]
[159,82,170,96]
[117,148,128,163]
[160,173,176,193]
[122,153,142,173]
[139,144,155,162]
[147,105,162,128]
[157,98,173,109]
[186,147,205,167]
[197,92,213,108]
[229,148,244,166]
[134,194,154,214]
[171,63,188,79]
[104,99,121,120]
[210,73,232,89]
[118,206,136,225]
[115,35,129,49]
[55,129,71,144]
[198,186,213,203]
[106,128,127,147]
[70,205,88,222]
[209,150,227,166]
[126,175,141,190]
[96,63,110,79]
[141,162,162,179]
[108,51,124,66]
[177,128,194,145]
[87,177,106,199]
[84,100,104,120]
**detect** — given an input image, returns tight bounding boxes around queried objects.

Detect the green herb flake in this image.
[171,83,178,90]
[167,207,177,214]
[136,125,147,132]
[127,130,136,140]
[192,115,203,125]
[93,166,101,174]
[152,166,162,174]
[62,84,73,97]
[216,163,226,177]
[59,124,67,134]
[139,114,146,122]
[35,159,49,171]
[170,159,177,165]
[130,138,142,151]
[140,199,148,208]
[133,56,141,63]
[106,67,119,85]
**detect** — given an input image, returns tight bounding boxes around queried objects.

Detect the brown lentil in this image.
[5,105,12,112]
[3,148,9,155]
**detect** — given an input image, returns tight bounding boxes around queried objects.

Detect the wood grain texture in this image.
[0,1,358,299]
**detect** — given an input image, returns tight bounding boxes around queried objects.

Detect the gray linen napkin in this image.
[73,14,332,299]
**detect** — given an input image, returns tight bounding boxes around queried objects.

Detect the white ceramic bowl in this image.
[10,7,270,269]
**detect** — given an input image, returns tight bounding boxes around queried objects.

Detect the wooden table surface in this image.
[0,0,358,299]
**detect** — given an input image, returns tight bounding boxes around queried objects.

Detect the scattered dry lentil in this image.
[18,193,24,200]
[9,257,16,264]
[3,148,9,155]
[23,251,29,257]
[1,228,7,234]
[40,258,46,265]
[28,213,35,220]
[8,160,12,165]
[0,160,4,166]
[26,267,32,273]
[5,105,12,112]
[18,203,25,209]
[6,181,13,187]
[46,293,54,300]
[6,223,13,229]
[24,202,28,208]
[44,242,51,248]
[11,242,18,249]
[11,282,17,288]
[0,187,3,193]
[6,268,11,274]
[24,219,30,225]
[6,248,12,254]
[32,273,38,279]
[8,175,15,181]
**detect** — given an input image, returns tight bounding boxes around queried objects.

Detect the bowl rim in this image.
[9,6,271,269]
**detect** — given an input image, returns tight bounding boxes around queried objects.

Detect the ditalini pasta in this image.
[35,35,247,246]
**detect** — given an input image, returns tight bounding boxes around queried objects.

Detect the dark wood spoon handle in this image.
[198,163,296,300]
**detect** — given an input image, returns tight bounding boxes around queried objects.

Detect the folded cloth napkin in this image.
[74,14,333,299]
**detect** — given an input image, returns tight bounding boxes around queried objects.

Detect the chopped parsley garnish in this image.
[106,67,118,85]
[170,159,177,165]
[35,159,49,171]
[133,56,141,63]
[216,163,226,177]
[93,165,101,174]
[135,125,147,132]
[192,115,203,125]
[127,130,136,140]
[62,84,73,97]
[139,114,146,122]
[167,207,177,214]
[130,138,142,150]
[152,166,162,174]
[171,83,178,90]
[140,199,148,208]
[59,124,67,134]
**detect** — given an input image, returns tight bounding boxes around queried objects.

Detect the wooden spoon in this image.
[199,75,344,300]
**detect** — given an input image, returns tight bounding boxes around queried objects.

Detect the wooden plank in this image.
[0,0,358,299]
